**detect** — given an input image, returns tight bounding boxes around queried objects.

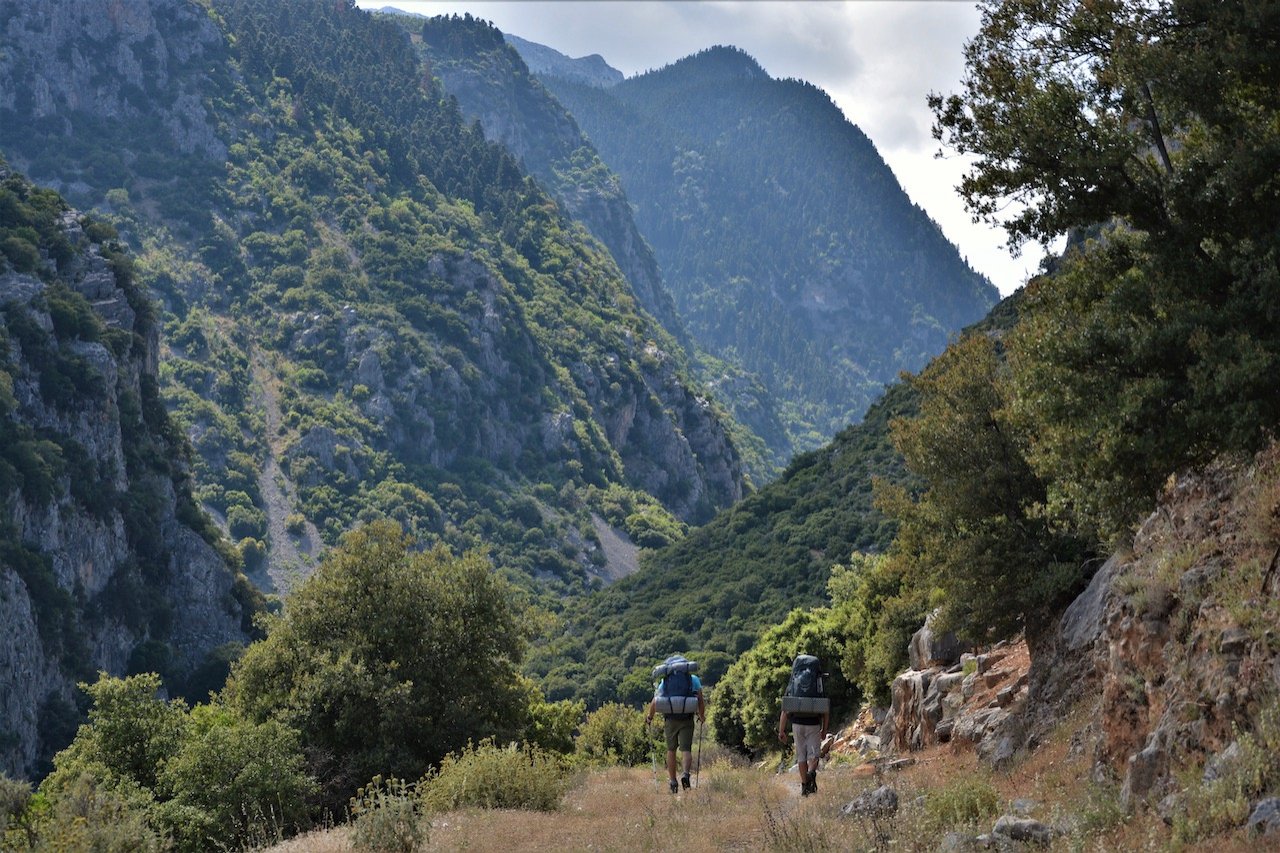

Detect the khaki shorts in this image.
[793,723,822,766]
[664,717,696,752]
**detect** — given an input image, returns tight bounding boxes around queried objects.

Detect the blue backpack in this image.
[652,656,699,717]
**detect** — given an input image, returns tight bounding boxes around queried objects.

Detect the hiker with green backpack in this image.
[777,653,830,796]
[645,654,705,794]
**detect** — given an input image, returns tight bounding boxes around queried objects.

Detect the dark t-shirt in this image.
[790,713,821,726]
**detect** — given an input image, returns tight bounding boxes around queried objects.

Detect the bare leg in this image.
[666,749,678,782]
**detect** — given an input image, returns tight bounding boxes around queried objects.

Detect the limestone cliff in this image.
[0,164,255,780]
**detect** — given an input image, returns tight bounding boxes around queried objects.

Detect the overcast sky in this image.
[362,1,1049,296]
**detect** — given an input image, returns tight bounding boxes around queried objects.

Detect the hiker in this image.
[777,653,830,796]
[645,654,705,793]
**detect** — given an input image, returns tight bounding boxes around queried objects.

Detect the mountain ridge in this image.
[539,44,998,457]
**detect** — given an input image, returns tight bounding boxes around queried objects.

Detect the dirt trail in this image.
[251,350,321,594]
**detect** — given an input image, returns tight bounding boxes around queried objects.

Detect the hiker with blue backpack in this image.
[777,653,830,796]
[645,654,705,793]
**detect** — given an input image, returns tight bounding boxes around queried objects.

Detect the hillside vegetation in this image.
[403,12,786,481]
[0,0,745,603]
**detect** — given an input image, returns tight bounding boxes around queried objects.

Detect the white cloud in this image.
[364,1,1048,294]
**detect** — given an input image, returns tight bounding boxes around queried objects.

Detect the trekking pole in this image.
[650,722,659,790]
[695,717,704,789]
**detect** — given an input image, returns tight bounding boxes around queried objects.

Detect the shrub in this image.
[924,776,1000,831]
[41,673,187,795]
[521,688,582,756]
[228,522,532,811]
[575,703,655,767]
[28,771,166,852]
[349,776,426,853]
[0,774,34,848]
[420,741,571,812]
[155,703,314,852]
[1173,698,1280,843]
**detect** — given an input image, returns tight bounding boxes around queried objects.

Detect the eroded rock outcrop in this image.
[1,170,255,780]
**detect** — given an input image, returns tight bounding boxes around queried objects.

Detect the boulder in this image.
[909,614,970,670]
[1248,798,1280,835]
[992,815,1056,845]
[1201,740,1241,784]
[841,785,899,818]
[1120,742,1169,810]
[938,831,981,852]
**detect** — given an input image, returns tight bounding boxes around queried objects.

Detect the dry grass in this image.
[258,715,1267,852]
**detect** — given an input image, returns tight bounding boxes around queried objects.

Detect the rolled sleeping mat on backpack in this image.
[653,695,701,715]
[652,658,699,678]
[781,696,830,715]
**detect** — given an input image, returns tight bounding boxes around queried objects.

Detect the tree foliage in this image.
[935,0,1280,543]
[227,521,531,808]
[35,673,312,852]
[711,608,853,754]
[882,331,1088,641]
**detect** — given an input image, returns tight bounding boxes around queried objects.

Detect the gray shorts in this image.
[793,723,822,766]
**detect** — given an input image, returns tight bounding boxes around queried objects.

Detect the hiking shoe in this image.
[669,779,679,794]
[809,772,817,794]
[681,774,691,790]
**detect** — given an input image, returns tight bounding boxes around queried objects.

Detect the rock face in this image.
[0,170,253,780]
[884,635,1029,761]
[0,0,227,161]
[997,446,1280,819]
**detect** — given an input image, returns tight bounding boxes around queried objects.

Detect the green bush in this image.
[228,522,534,811]
[349,776,426,853]
[0,774,34,848]
[155,703,314,852]
[22,771,166,853]
[420,741,572,812]
[924,776,1000,831]
[1173,698,1280,843]
[42,673,188,795]
[575,703,655,767]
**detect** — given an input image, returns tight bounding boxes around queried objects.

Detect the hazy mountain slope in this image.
[504,33,623,89]
[541,46,999,453]
[0,161,259,779]
[395,13,788,481]
[0,0,745,598]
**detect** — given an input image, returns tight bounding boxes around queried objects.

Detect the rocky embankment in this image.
[875,443,1280,839]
